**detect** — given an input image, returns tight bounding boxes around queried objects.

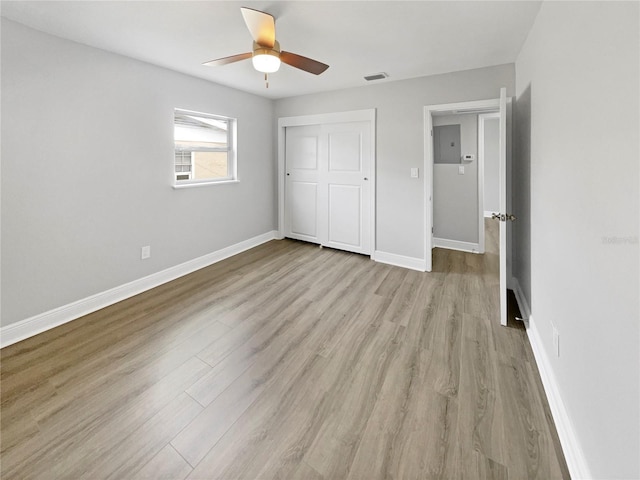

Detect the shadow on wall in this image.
[513,83,532,308]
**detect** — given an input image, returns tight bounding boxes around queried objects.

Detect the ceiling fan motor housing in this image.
[253,40,280,55]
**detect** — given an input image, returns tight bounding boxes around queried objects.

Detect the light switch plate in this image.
[410,167,419,178]
[458,165,465,175]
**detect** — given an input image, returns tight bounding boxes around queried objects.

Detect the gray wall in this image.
[275,65,514,259]
[514,2,639,477]
[433,114,478,245]
[483,117,500,215]
[1,19,277,327]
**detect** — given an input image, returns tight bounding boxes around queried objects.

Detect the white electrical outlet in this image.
[552,324,560,357]
[141,245,151,260]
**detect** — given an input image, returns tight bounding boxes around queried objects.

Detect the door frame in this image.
[423,98,500,272]
[277,109,377,255]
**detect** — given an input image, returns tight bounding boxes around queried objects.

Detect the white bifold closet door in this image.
[284,121,371,255]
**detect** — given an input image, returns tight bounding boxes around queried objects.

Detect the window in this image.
[174,109,237,186]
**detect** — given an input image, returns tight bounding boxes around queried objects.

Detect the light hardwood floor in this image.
[1,225,569,479]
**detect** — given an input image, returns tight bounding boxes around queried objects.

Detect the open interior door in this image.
[498,87,508,326]
[424,111,434,272]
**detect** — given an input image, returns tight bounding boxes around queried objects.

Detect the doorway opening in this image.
[424,89,512,325]
[430,110,499,255]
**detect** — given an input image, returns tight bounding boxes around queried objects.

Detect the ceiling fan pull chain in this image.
[265,73,270,88]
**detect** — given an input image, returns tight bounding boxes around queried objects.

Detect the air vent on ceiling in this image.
[364,72,389,81]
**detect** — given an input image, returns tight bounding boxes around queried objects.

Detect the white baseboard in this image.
[511,276,531,327]
[0,231,279,349]
[373,250,426,272]
[526,315,592,479]
[433,237,480,254]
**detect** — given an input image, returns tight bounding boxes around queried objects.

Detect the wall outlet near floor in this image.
[552,323,560,357]
[141,245,151,260]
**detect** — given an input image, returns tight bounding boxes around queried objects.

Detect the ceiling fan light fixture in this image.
[252,48,281,73]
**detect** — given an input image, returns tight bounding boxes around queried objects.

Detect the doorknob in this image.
[491,213,517,222]
[364,177,368,181]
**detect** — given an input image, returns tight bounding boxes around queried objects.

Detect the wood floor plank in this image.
[496,352,565,479]
[45,304,229,391]
[182,351,328,479]
[132,445,193,480]
[79,393,202,480]
[301,320,406,479]
[299,248,365,304]
[195,284,312,368]
[186,296,314,407]
[346,339,456,479]
[30,320,229,428]
[424,299,463,398]
[24,319,224,439]
[288,460,325,480]
[0,404,41,455]
[184,316,401,479]
[372,269,421,327]
[522,337,573,480]
[449,312,508,473]
[0,236,569,480]
[207,243,322,329]
[184,283,403,478]
[1,357,211,480]
[173,299,325,466]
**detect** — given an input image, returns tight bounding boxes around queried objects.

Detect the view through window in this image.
[174,109,236,185]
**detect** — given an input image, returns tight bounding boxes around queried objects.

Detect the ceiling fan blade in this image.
[280,51,329,75]
[240,7,275,48]
[202,52,252,67]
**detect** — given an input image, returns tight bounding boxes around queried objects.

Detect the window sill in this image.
[173,179,239,189]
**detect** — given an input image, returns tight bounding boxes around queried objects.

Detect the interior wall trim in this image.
[526,314,592,480]
[0,231,278,349]
[432,237,480,254]
[373,250,427,272]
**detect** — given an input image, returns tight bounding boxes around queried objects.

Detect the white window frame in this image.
[174,150,193,181]
[173,108,238,188]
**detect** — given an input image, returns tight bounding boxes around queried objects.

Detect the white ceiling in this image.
[1,1,542,100]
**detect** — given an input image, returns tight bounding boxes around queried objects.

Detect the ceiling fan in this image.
[202,7,329,85]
